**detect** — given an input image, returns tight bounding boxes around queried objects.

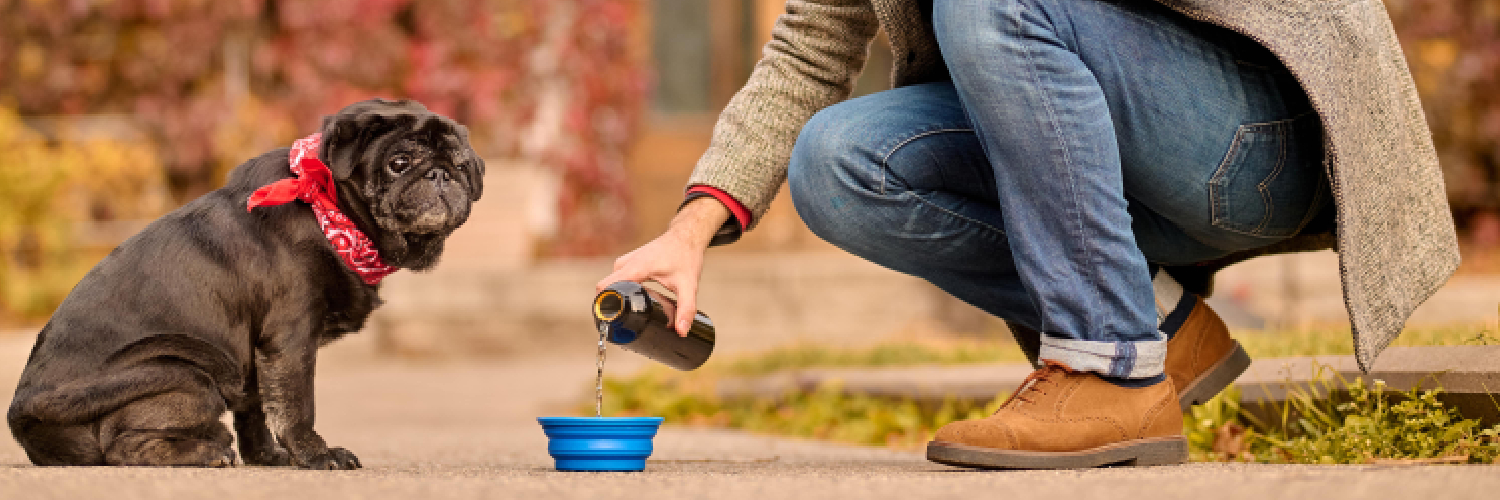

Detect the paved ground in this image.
[2,333,1497,499]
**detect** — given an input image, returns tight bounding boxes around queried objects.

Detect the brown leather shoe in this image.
[1162,294,1252,411]
[927,362,1187,469]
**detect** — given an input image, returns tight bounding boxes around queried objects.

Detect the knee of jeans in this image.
[794,101,873,163]
[788,154,843,245]
[792,105,881,193]
[788,167,845,247]
[790,112,879,246]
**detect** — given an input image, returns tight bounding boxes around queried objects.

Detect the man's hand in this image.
[596,197,732,336]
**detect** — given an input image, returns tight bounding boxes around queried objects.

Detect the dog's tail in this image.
[9,334,245,426]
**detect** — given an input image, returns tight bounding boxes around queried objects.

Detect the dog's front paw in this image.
[302,447,362,470]
[242,447,294,466]
[213,448,238,468]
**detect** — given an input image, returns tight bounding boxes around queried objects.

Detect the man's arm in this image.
[687,0,880,240]
[599,0,879,333]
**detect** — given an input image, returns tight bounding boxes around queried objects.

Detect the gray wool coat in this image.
[686,0,1460,370]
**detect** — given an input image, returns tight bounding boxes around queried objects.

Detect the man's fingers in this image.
[673,285,698,337]
[647,276,692,337]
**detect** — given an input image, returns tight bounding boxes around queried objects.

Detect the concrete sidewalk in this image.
[2,333,1497,499]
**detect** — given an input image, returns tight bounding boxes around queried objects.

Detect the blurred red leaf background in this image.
[2,0,1499,322]
[0,0,647,322]
[0,0,646,251]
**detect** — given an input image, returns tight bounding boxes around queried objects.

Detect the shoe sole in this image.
[926,436,1188,470]
[1178,340,1251,412]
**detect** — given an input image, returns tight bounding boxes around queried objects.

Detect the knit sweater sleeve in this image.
[685,0,880,234]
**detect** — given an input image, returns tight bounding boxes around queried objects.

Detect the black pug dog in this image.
[7,99,483,468]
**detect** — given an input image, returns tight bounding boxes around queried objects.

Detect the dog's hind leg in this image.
[98,386,235,467]
[8,420,105,465]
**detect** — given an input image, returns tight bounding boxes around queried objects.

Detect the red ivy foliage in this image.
[0,0,646,256]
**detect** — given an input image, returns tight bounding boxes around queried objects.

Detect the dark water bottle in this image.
[592,281,715,371]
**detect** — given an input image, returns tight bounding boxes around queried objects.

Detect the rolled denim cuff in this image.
[1039,335,1166,379]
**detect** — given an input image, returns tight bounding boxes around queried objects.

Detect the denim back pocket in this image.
[1209,113,1327,239]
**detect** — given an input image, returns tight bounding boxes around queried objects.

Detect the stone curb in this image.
[1236,346,1500,399]
[714,346,1500,425]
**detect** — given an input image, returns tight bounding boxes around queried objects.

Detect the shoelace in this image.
[998,360,1073,410]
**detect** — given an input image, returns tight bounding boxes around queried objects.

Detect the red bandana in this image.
[246,133,398,285]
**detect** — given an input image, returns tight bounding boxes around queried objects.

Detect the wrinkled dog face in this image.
[319,99,485,271]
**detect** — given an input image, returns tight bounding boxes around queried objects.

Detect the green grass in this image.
[1233,326,1500,359]
[599,370,1004,449]
[716,341,1031,377]
[592,326,1500,462]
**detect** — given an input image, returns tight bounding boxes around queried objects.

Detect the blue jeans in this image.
[787,0,1328,378]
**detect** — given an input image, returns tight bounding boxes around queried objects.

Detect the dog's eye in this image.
[390,155,411,173]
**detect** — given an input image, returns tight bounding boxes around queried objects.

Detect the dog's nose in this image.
[424,168,452,183]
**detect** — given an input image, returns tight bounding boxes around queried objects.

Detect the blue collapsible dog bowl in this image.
[538,417,664,471]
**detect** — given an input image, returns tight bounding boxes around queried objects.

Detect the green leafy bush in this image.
[1188,378,1500,464]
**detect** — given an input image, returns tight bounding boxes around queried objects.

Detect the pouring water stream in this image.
[595,321,608,417]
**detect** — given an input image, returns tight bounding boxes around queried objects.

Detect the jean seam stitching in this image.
[1091,0,1244,67]
[1012,1,1097,335]
[1209,111,1317,238]
[1252,120,1289,234]
[907,190,1008,236]
[879,126,973,195]
[880,127,976,168]
[878,127,1005,236]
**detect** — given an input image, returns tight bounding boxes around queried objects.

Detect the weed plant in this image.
[1186,377,1500,464]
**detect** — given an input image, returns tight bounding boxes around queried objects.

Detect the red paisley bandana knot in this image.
[247,133,398,285]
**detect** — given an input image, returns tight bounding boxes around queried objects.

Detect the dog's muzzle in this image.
[394,168,468,234]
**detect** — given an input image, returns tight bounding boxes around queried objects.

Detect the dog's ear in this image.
[445,123,485,202]
[318,98,433,180]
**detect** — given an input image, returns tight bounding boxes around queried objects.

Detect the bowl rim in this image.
[537,416,665,426]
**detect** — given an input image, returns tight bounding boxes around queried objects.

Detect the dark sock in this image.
[1158,289,1195,341]
[1101,373,1166,388]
